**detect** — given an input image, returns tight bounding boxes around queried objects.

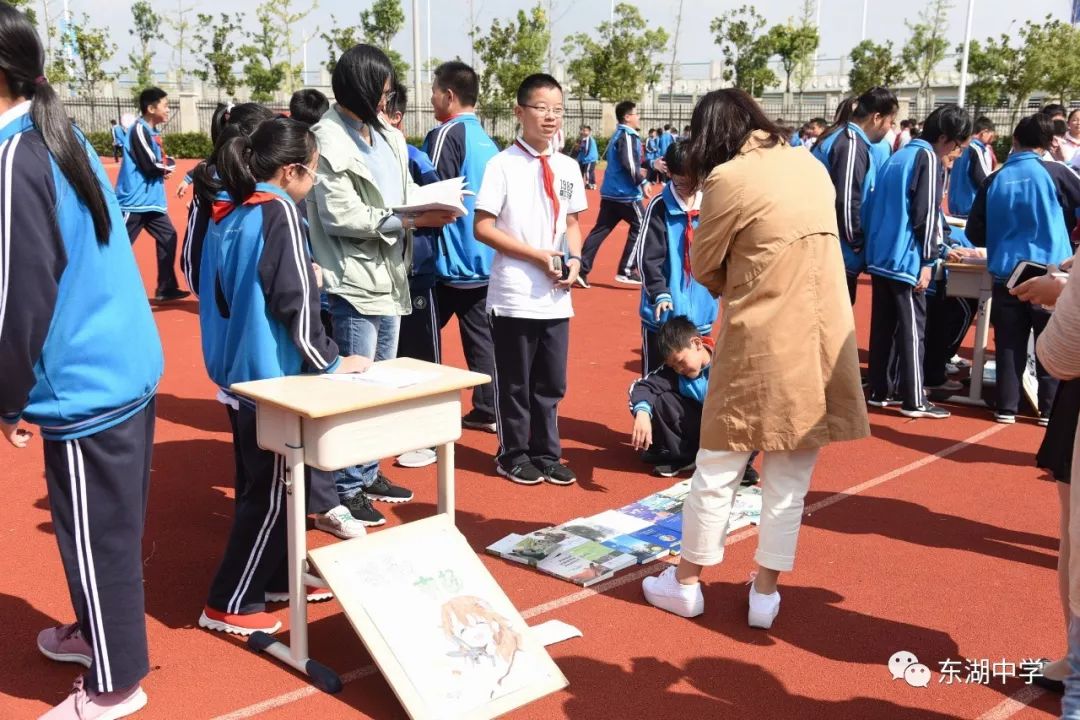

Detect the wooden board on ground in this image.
[309,514,568,720]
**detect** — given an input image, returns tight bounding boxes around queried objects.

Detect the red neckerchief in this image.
[683,208,699,288]
[701,336,715,352]
[211,191,282,223]
[514,140,560,244]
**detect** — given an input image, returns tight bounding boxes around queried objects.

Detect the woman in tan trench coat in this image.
[643,89,870,627]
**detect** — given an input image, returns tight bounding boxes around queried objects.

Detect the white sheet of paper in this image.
[392,176,469,217]
[322,366,441,389]
[529,620,582,647]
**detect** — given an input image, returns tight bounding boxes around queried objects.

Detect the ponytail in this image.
[0,4,111,243]
[215,117,315,204]
[817,96,858,147]
[193,103,275,206]
[215,133,258,204]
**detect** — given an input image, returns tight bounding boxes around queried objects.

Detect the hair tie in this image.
[34,75,47,86]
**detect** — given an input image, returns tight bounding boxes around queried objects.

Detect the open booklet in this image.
[392,176,472,218]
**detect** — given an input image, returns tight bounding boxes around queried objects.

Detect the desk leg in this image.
[968,292,992,404]
[247,413,342,694]
[437,442,455,523]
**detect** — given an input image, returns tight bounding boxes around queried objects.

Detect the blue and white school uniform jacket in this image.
[863,139,945,286]
[812,122,879,275]
[199,183,340,400]
[965,151,1074,282]
[422,113,499,283]
[947,138,993,217]
[576,135,598,165]
[115,118,170,213]
[637,185,717,334]
[629,357,711,418]
[870,138,892,170]
[407,144,442,293]
[111,123,124,147]
[0,102,163,440]
[601,124,644,202]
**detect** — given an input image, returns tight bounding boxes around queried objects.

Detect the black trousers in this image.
[125,211,180,294]
[207,404,302,615]
[489,314,569,468]
[580,199,643,277]
[990,283,1058,416]
[869,275,927,409]
[923,283,978,387]
[436,284,496,418]
[43,399,155,693]
[641,326,662,378]
[113,144,123,163]
[397,285,440,364]
[649,391,701,461]
[1038,379,1080,481]
[846,273,859,305]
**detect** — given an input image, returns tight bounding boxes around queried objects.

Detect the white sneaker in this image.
[313,505,367,540]
[642,566,704,618]
[748,584,781,629]
[396,448,437,468]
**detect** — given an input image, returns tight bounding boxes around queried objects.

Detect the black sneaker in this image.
[462,409,497,433]
[343,492,386,526]
[496,461,545,485]
[154,288,191,302]
[541,463,577,485]
[900,403,951,419]
[652,459,695,478]
[741,463,760,486]
[365,473,414,503]
[640,448,670,465]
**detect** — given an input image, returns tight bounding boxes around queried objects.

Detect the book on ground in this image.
[560,510,652,543]
[536,536,637,586]
[602,525,682,564]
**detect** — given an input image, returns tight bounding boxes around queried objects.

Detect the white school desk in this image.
[943,261,993,405]
[229,358,490,692]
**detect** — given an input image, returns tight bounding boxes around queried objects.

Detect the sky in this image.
[68,0,1071,76]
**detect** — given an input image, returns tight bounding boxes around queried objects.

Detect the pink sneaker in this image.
[37,624,92,668]
[39,677,147,719]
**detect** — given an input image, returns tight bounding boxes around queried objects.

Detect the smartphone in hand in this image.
[1006,260,1048,290]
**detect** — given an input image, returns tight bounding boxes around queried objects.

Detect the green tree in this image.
[562,3,669,102]
[129,0,164,98]
[792,0,818,95]
[473,4,550,107]
[194,13,243,99]
[266,0,319,93]
[240,3,287,101]
[848,39,904,96]
[361,0,410,80]
[959,23,1051,125]
[767,20,818,94]
[901,0,953,106]
[710,5,776,96]
[321,18,362,74]
[164,1,196,87]
[72,16,117,96]
[958,38,1006,112]
[1037,18,1080,105]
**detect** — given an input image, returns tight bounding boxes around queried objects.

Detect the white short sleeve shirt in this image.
[474,138,588,319]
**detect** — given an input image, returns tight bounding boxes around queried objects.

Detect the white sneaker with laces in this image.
[313,505,367,540]
[748,584,781,629]
[396,448,438,468]
[642,566,704,618]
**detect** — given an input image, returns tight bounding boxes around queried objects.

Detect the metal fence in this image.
[196,101,289,135]
[65,97,180,134]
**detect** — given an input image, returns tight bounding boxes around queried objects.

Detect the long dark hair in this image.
[685,88,786,188]
[331,44,394,129]
[216,117,315,204]
[193,103,275,205]
[0,3,111,243]
[819,87,898,146]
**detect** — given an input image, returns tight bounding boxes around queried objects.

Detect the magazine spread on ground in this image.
[486,482,764,586]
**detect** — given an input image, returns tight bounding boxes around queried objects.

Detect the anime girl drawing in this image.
[440,595,524,702]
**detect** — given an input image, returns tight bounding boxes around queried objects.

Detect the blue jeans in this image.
[328,295,400,499]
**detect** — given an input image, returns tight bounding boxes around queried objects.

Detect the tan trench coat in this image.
[690,131,870,452]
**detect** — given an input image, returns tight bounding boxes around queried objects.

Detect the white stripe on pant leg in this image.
[625,202,645,275]
[908,293,922,406]
[641,325,649,378]
[74,442,113,691]
[428,289,441,365]
[488,315,506,455]
[229,456,284,614]
[227,454,284,614]
[754,448,819,572]
[67,442,109,692]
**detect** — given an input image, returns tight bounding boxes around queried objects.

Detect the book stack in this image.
[485,481,763,587]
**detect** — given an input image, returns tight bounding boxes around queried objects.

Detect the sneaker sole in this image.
[37,644,92,668]
[265,591,334,603]
[642,585,704,618]
[748,608,780,629]
[994,415,1017,424]
[496,466,544,485]
[312,519,366,539]
[91,688,148,720]
[544,475,577,486]
[652,464,695,478]
[366,493,414,504]
[395,456,438,468]
[198,611,281,636]
[462,422,497,433]
[899,409,951,419]
[614,277,642,285]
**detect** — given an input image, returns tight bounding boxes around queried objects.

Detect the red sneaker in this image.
[39,676,147,719]
[37,623,92,668]
[264,586,334,603]
[198,606,281,636]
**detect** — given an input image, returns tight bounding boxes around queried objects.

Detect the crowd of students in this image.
[4,0,1080,712]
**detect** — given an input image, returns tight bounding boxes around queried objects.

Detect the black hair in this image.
[193,103,276,205]
[683,124,691,132]
[209,102,273,146]
[657,316,702,359]
[899,119,912,129]
[138,87,167,115]
[1070,108,1080,123]
[332,44,395,129]
[433,60,480,108]
[809,117,828,128]
[685,88,786,188]
[920,105,972,145]
[289,89,329,126]
[1013,113,1056,150]
[820,87,897,145]
[216,117,316,204]
[972,116,995,135]
[0,4,112,243]
[110,118,117,124]
[1054,118,1068,137]
[663,123,671,131]
[581,125,591,131]
[1041,103,1067,119]
[663,139,689,176]
[386,80,408,117]
[516,73,561,106]
[615,100,637,124]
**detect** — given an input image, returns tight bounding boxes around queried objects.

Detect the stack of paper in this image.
[393,176,471,218]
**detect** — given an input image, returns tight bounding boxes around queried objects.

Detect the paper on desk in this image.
[322,366,441,389]
[529,620,582,647]
[393,176,472,218]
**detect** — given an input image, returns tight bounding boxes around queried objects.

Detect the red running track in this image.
[0,160,1064,719]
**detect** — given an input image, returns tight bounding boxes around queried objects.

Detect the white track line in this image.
[976,685,1047,720]
[211,423,1010,720]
